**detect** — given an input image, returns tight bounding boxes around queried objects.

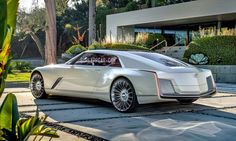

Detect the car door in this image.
[55,53,101,95]
[92,54,123,95]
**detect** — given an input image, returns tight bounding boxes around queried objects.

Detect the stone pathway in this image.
[1,83,236,141]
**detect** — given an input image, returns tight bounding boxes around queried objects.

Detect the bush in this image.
[146,33,166,48]
[104,43,149,51]
[65,44,87,55]
[88,42,106,50]
[136,33,166,49]
[135,33,149,46]
[183,36,236,65]
[10,61,33,72]
[88,42,149,51]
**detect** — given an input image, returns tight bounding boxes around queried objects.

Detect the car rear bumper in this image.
[160,88,217,99]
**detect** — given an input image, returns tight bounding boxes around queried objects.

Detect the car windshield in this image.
[132,52,188,67]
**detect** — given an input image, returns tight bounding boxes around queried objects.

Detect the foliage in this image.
[17,8,46,34]
[146,33,166,48]
[192,27,236,40]
[136,33,166,49]
[6,72,30,82]
[88,42,149,51]
[10,61,33,72]
[155,0,166,6]
[135,32,149,46]
[57,0,89,48]
[0,0,19,97]
[65,44,87,55]
[73,26,86,45]
[88,42,106,50]
[0,94,59,141]
[126,1,139,11]
[188,54,208,65]
[96,6,112,40]
[183,36,236,65]
[146,0,152,8]
[56,0,69,16]
[0,94,19,138]
[16,8,46,59]
[104,0,130,8]
[0,1,59,141]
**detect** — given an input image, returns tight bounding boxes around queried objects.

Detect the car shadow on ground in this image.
[32,96,236,141]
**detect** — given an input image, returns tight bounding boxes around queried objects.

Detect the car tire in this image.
[177,98,198,105]
[110,78,138,113]
[30,73,47,99]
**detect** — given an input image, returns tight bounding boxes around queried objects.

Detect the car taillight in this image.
[153,72,161,96]
[159,79,175,95]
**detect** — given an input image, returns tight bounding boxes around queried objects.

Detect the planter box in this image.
[196,65,236,83]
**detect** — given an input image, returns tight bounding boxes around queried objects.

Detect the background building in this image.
[106,0,236,46]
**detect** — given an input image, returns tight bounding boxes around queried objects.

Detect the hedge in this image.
[88,42,149,51]
[65,44,87,55]
[183,36,236,65]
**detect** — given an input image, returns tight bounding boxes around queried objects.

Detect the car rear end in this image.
[156,69,216,100]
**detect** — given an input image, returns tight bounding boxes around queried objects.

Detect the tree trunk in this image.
[29,32,45,60]
[88,0,96,45]
[44,0,57,64]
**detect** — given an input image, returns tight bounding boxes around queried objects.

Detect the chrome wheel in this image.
[111,78,137,112]
[30,73,47,99]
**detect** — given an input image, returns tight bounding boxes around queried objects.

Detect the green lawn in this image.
[6,72,31,82]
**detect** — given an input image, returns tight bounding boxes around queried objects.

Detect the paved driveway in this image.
[1,85,236,141]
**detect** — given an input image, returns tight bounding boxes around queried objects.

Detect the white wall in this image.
[106,0,236,41]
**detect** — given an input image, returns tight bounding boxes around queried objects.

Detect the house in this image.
[106,0,236,47]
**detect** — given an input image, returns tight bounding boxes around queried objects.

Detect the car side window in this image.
[74,53,94,66]
[94,54,122,67]
[70,53,121,67]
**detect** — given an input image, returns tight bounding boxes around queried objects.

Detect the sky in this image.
[19,0,74,12]
[19,0,45,12]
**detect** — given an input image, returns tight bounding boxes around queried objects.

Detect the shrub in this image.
[135,33,149,46]
[65,44,87,55]
[136,33,166,49]
[88,42,106,50]
[146,33,166,48]
[183,36,236,65]
[104,43,149,51]
[10,61,33,72]
[88,42,149,51]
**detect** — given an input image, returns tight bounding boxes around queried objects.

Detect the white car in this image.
[30,50,216,112]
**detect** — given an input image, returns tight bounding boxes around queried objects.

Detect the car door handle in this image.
[94,69,101,72]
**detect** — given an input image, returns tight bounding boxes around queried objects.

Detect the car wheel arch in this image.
[31,70,43,80]
[109,76,139,104]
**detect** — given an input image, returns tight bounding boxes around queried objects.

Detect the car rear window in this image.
[132,52,188,67]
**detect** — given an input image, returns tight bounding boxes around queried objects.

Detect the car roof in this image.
[85,49,152,56]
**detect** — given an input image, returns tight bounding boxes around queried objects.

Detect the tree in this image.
[88,0,96,45]
[44,0,57,64]
[57,0,88,48]
[56,0,69,16]
[16,8,45,59]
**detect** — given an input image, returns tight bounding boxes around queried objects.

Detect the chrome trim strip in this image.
[51,77,63,89]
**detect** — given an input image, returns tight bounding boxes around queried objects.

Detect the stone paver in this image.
[1,83,236,141]
[28,130,87,141]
